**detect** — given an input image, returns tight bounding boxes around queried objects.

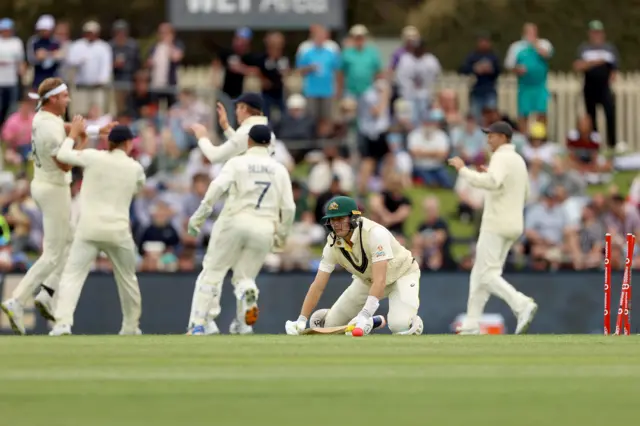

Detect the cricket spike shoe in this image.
[515,299,538,334]
[1,299,26,335]
[189,325,206,336]
[34,290,55,322]
[49,324,72,336]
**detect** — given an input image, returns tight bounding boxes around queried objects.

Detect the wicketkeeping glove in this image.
[285,315,307,335]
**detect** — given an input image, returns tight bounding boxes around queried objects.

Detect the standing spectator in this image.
[147,22,184,107]
[357,77,391,195]
[110,20,140,115]
[26,15,61,91]
[258,31,289,121]
[296,26,341,127]
[297,25,340,57]
[126,70,158,120]
[395,40,441,125]
[505,23,553,132]
[389,26,420,71]
[408,109,452,188]
[213,27,256,100]
[53,20,71,82]
[340,25,382,99]
[0,19,24,125]
[573,20,619,151]
[459,32,501,120]
[66,21,113,115]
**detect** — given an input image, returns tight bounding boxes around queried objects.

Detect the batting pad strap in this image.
[362,296,379,317]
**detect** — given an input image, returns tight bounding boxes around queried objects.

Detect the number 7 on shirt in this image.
[255,181,271,209]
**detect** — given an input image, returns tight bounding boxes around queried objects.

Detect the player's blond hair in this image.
[37,77,66,105]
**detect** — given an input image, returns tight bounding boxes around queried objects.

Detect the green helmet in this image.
[321,196,361,222]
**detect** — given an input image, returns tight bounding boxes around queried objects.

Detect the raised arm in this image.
[55,116,100,168]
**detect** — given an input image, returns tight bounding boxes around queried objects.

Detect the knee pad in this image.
[390,315,423,335]
[233,279,259,301]
[310,308,330,328]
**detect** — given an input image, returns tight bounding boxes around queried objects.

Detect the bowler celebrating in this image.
[187,124,295,335]
[448,121,538,334]
[49,120,145,336]
[285,196,423,336]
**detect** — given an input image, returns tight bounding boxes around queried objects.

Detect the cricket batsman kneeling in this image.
[285,196,423,336]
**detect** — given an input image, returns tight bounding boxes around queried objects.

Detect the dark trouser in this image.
[0,85,18,125]
[262,93,285,122]
[584,86,616,148]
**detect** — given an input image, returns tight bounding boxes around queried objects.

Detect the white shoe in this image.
[205,320,220,335]
[240,288,259,326]
[49,324,72,336]
[1,299,26,335]
[229,319,253,335]
[34,290,55,322]
[118,328,142,335]
[515,299,538,334]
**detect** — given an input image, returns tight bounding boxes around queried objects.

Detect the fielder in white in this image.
[49,120,146,336]
[0,78,113,335]
[285,196,424,337]
[448,121,538,335]
[188,93,277,335]
[187,124,296,335]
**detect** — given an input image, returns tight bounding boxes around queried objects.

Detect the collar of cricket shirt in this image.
[246,146,270,156]
[496,144,515,153]
[243,116,269,126]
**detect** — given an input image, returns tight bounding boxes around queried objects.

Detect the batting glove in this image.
[285,315,307,335]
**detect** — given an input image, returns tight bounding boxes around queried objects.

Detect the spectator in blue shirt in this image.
[459,33,501,121]
[296,28,340,128]
[26,15,62,91]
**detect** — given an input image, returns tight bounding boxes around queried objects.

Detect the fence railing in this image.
[174,68,640,151]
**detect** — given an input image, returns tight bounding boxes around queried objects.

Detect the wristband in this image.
[362,296,379,317]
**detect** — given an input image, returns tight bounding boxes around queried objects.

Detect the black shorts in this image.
[359,133,389,162]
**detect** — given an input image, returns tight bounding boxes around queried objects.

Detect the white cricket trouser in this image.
[323,267,421,334]
[54,236,141,332]
[461,231,530,331]
[189,216,274,327]
[12,181,72,304]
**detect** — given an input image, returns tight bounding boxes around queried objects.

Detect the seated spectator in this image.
[605,194,640,251]
[566,115,612,183]
[521,122,559,166]
[357,76,391,195]
[437,89,464,131]
[138,200,180,257]
[454,167,484,226]
[369,174,412,245]
[395,39,441,125]
[126,70,159,120]
[5,179,41,254]
[168,88,212,151]
[549,156,589,226]
[2,99,35,166]
[524,186,573,270]
[570,203,605,270]
[450,113,486,165]
[408,109,452,188]
[307,145,354,196]
[527,158,552,205]
[314,176,347,224]
[411,196,456,270]
[274,94,316,151]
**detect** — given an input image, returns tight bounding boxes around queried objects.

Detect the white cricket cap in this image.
[286,94,306,110]
[35,15,55,31]
[83,20,101,33]
[349,24,369,37]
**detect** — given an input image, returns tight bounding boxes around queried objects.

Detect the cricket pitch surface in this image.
[0,335,637,426]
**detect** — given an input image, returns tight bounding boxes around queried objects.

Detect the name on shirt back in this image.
[248,164,273,174]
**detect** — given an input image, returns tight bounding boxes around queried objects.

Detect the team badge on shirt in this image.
[374,245,386,258]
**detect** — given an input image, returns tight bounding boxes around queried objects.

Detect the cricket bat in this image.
[301,315,386,335]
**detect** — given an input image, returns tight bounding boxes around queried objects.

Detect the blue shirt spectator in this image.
[296,44,340,99]
[26,15,62,90]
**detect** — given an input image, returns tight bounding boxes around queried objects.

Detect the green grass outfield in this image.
[0,336,638,426]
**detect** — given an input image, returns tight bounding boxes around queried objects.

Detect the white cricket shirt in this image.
[197,116,275,164]
[31,111,71,186]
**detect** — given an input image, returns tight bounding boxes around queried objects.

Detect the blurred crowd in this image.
[0,14,636,273]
